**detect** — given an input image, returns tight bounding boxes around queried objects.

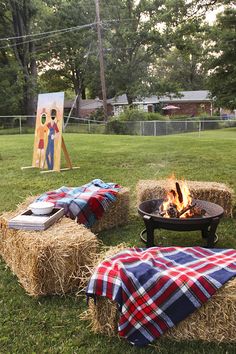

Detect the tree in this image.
[38,0,96,116]
[7,0,39,117]
[0,1,23,115]
[206,8,236,109]
[151,24,208,91]
[0,1,55,117]
[96,0,169,104]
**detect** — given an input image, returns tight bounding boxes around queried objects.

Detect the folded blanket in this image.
[86,246,236,346]
[36,179,120,227]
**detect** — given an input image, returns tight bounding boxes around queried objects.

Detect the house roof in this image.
[107,94,128,105]
[64,90,211,109]
[159,90,211,102]
[64,98,103,110]
[109,90,211,106]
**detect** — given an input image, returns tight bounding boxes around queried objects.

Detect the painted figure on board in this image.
[45,109,60,170]
[36,108,47,169]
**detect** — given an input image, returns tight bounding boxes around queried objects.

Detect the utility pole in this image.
[95,0,108,121]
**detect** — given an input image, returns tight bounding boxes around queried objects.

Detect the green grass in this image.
[0,129,236,353]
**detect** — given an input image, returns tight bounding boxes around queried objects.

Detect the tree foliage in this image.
[207,8,236,109]
[0,1,23,115]
[0,0,235,116]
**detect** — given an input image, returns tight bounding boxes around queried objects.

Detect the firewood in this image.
[170,189,176,198]
[167,203,178,218]
[175,182,183,203]
[178,203,196,217]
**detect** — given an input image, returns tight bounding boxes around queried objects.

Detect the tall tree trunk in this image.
[72,67,83,117]
[9,0,37,123]
[127,93,134,108]
[81,85,86,100]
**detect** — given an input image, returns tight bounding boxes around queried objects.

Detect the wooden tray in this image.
[8,208,64,231]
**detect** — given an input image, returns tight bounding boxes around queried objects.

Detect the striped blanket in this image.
[36,179,120,227]
[86,246,236,346]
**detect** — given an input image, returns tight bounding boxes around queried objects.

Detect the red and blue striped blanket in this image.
[36,179,120,227]
[86,246,236,346]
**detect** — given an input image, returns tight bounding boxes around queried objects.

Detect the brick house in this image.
[159,91,213,116]
[64,90,213,119]
[64,98,113,118]
[110,90,213,117]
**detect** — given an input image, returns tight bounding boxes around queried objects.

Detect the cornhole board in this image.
[21,92,79,173]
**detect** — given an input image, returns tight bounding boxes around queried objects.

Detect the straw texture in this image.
[2,187,130,235]
[92,188,130,233]
[81,246,236,343]
[0,202,98,296]
[136,180,233,217]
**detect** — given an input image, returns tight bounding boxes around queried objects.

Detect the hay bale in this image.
[0,213,98,296]
[91,188,130,233]
[81,246,236,343]
[3,188,130,235]
[136,180,234,217]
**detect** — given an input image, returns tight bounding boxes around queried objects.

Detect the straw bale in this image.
[78,243,129,295]
[0,214,98,296]
[2,188,130,235]
[91,188,130,233]
[81,246,236,343]
[136,180,234,217]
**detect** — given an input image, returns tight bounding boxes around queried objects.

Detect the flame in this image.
[161,177,192,218]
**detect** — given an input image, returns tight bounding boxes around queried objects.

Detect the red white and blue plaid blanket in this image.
[86,246,236,346]
[36,179,120,227]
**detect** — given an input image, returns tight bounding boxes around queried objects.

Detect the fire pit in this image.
[138,179,224,247]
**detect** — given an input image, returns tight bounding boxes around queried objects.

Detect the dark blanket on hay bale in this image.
[0,202,98,296]
[136,180,234,217]
[82,246,236,345]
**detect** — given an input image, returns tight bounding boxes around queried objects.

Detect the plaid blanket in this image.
[86,246,236,346]
[36,179,120,227]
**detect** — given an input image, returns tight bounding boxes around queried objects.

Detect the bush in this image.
[106,119,127,134]
[145,112,168,121]
[89,108,105,121]
[117,108,167,121]
[169,114,190,121]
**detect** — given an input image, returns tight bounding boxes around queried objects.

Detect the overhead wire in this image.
[0,18,137,43]
[0,23,95,42]
[0,19,138,51]
[0,22,97,50]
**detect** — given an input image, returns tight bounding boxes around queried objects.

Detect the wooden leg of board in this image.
[21,166,38,170]
[61,137,73,169]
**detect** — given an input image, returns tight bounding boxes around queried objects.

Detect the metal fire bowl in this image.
[138,199,224,231]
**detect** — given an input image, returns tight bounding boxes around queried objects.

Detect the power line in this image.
[0,22,97,50]
[0,19,138,51]
[0,24,93,42]
[0,18,137,43]
[95,0,108,121]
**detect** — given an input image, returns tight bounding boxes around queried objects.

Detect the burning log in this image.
[175,182,183,203]
[157,178,207,219]
[158,202,206,219]
[170,189,176,198]
[178,203,196,218]
[167,204,179,218]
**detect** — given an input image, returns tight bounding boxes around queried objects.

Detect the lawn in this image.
[0,129,236,353]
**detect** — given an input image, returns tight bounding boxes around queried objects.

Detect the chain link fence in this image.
[0,116,106,135]
[0,115,235,136]
[106,118,236,136]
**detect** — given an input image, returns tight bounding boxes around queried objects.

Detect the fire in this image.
[161,178,193,218]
